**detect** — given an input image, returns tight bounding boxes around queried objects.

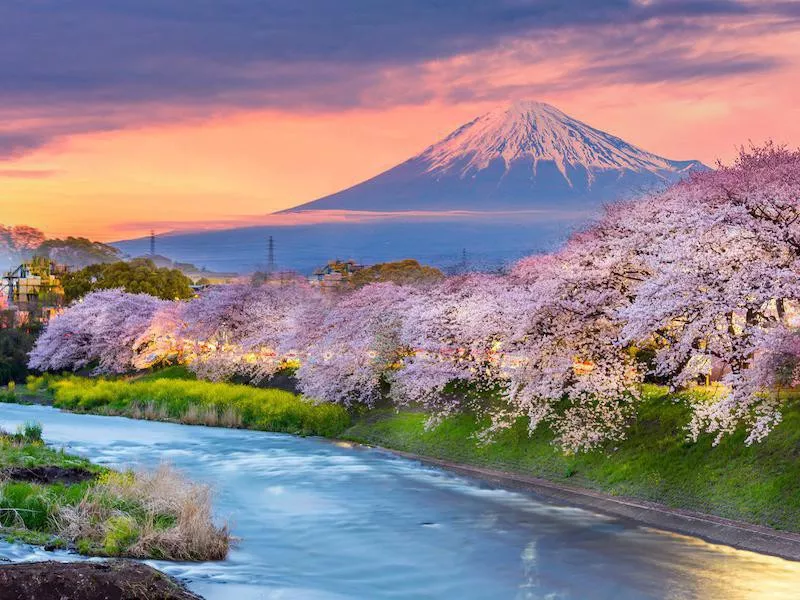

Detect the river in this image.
[1,403,798,599]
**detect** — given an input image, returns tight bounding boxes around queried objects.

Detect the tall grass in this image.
[58,465,229,561]
[49,377,350,437]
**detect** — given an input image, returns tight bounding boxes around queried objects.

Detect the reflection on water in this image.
[1,404,798,599]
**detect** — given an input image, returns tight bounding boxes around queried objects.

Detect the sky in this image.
[1,0,800,241]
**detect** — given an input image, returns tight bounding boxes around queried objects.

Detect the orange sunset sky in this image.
[2,1,800,241]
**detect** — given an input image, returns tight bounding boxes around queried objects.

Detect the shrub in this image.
[0,328,35,386]
[103,515,140,555]
[17,421,43,443]
[0,426,230,561]
[26,374,59,394]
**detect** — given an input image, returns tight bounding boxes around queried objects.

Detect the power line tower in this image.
[266,235,276,274]
[149,230,156,257]
[461,248,468,270]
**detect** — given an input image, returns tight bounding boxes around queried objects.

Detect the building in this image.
[1,258,67,324]
[310,260,365,290]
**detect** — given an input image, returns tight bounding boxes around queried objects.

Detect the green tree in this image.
[350,259,444,289]
[0,325,35,385]
[61,259,193,303]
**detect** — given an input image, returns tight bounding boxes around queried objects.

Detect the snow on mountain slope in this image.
[421,101,698,183]
[287,100,706,212]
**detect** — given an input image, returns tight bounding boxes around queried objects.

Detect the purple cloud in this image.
[0,1,797,157]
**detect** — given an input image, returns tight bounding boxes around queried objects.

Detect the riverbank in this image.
[339,394,800,560]
[29,373,349,437]
[0,420,230,561]
[7,372,800,559]
[342,391,800,533]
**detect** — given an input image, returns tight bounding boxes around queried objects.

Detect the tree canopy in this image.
[61,259,193,303]
[350,259,444,288]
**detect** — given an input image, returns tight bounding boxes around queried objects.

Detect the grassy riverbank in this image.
[9,370,800,533]
[29,372,350,437]
[344,386,800,532]
[0,422,230,560]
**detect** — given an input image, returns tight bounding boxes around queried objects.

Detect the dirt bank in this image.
[1,465,96,485]
[0,560,203,600]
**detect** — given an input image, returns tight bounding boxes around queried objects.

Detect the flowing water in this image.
[1,403,799,599]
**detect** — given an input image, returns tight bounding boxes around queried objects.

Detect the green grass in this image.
[0,428,101,546]
[47,375,350,437]
[342,385,800,532]
[0,428,97,472]
[0,428,229,560]
[0,480,90,530]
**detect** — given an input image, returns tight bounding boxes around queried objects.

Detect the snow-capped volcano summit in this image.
[421,100,699,184]
[288,101,705,212]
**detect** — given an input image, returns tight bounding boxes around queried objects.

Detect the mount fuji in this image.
[287,101,706,213]
[115,102,707,273]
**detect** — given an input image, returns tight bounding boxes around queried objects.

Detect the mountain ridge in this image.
[285,100,706,213]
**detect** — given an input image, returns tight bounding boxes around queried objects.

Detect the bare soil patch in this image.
[0,465,97,485]
[0,560,203,600]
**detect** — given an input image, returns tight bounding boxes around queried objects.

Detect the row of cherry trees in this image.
[29,145,800,451]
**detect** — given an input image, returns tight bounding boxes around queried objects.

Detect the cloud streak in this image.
[110,208,596,238]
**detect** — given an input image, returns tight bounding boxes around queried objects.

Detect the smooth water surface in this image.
[1,404,798,599]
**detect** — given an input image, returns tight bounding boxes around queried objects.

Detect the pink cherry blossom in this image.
[296,282,411,407]
[27,143,800,452]
[29,289,168,374]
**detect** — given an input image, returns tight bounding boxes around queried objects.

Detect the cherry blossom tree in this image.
[500,207,650,453]
[131,300,186,370]
[29,290,167,374]
[689,326,799,446]
[296,282,411,406]
[619,144,800,443]
[230,281,326,382]
[182,281,325,382]
[390,274,527,419]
